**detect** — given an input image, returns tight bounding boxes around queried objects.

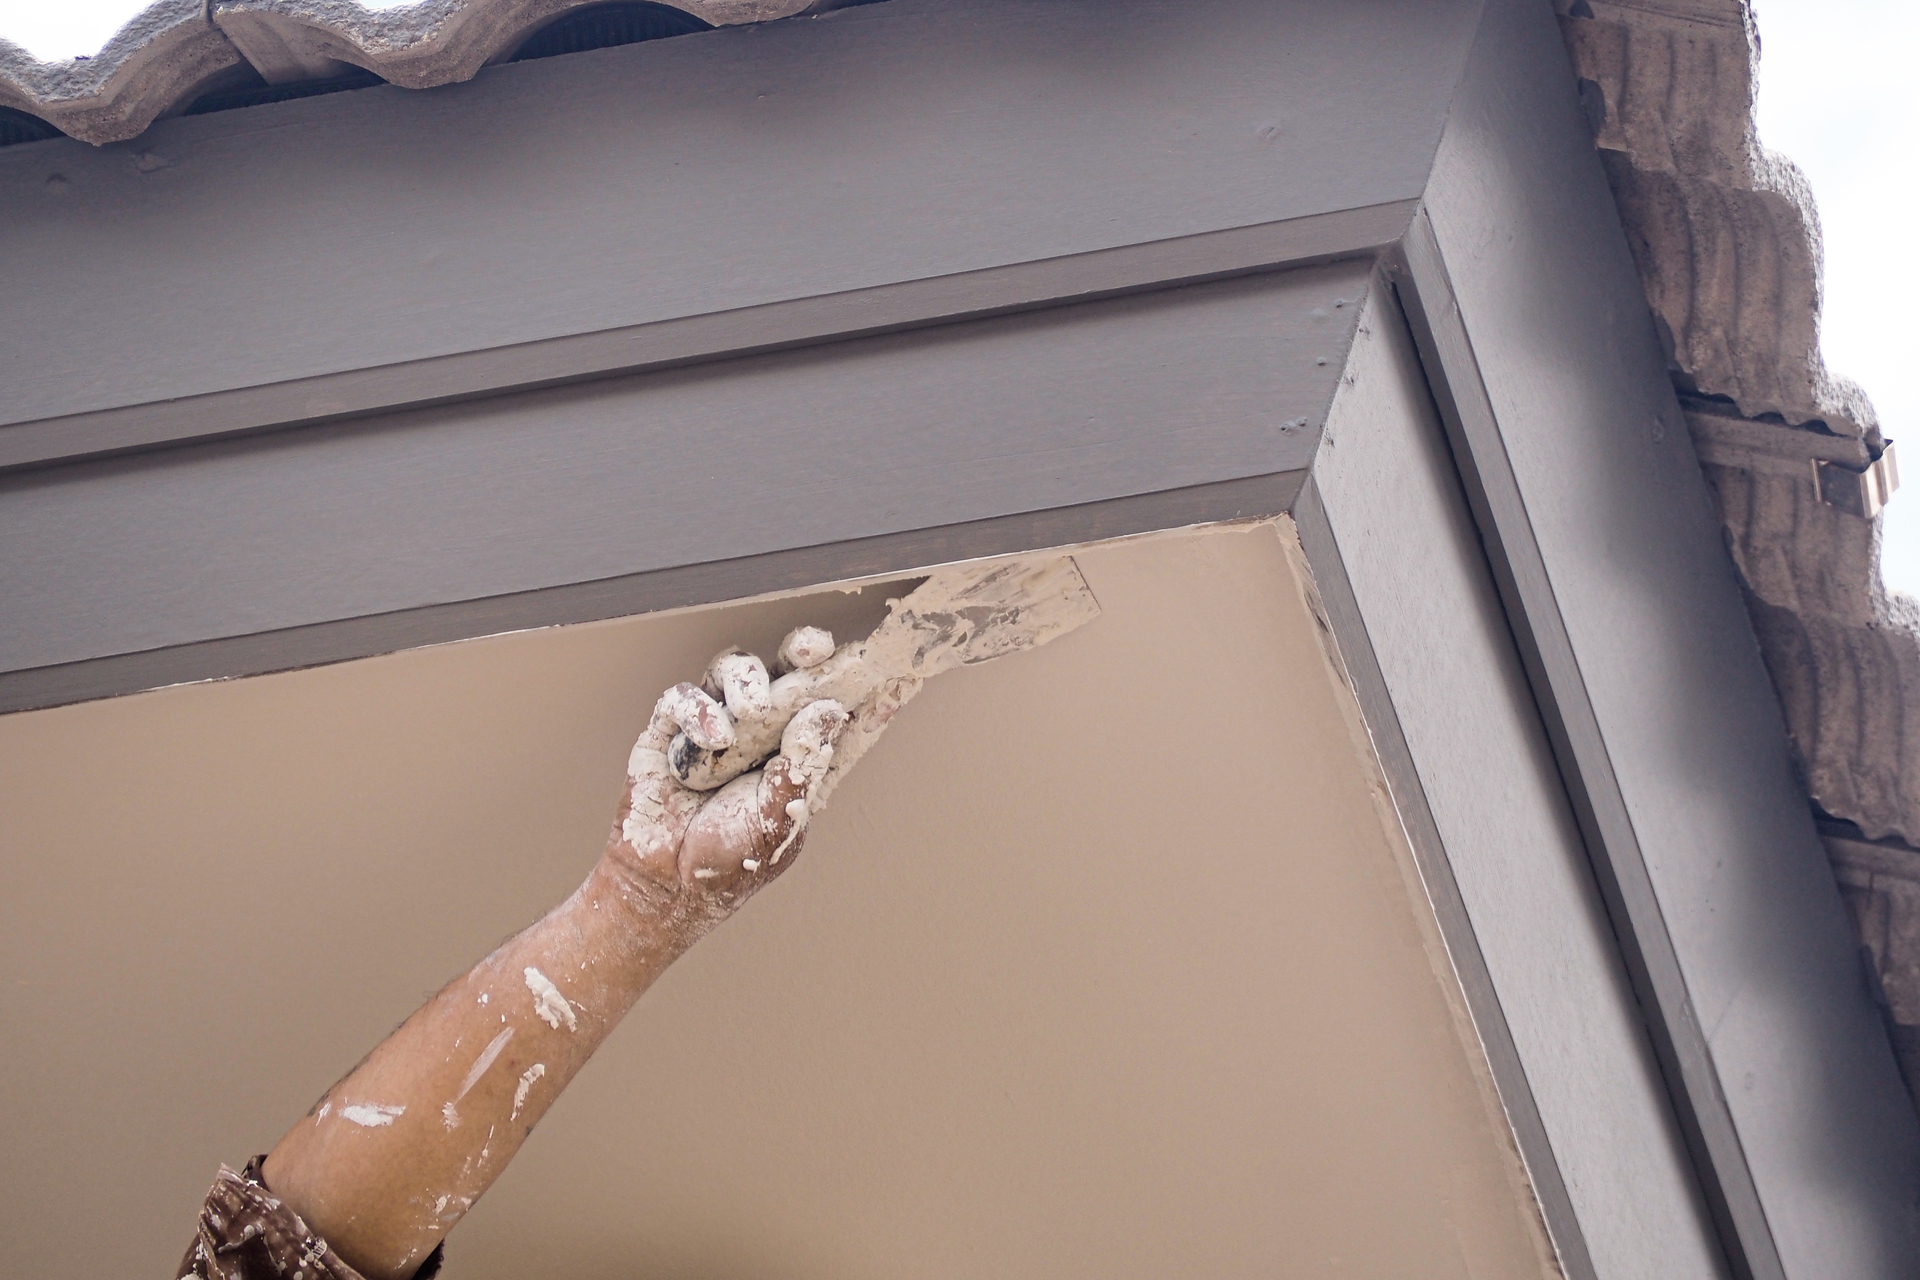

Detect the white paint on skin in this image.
[340,1103,406,1128]
[663,559,1095,798]
[523,966,577,1031]
[776,626,835,673]
[705,650,773,720]
[455,1026,515,1101]
[442,1102,460,1131]
[315,1101,331,1124]
[512,1063,547,1119]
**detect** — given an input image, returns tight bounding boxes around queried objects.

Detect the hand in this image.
[607,629,850,906]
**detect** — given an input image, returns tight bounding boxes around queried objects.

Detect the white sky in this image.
[4,0,1917,593]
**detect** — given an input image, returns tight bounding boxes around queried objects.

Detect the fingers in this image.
[678,699,848,889]
[670,635,838,791]
[666,649,776,791]
[641,682,734,754]
[773,626,835,676]
[615,681,734,884]
[772,699,849,831]
[702,649,772,721]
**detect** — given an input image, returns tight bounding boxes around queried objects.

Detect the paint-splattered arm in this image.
[256,644,848,1280]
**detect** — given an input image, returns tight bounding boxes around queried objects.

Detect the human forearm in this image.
[262,856,701,1280]
[255,684,846,1279]
[215,578,1052,1279]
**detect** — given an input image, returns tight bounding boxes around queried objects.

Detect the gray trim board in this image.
[1294,469,1599,1280]
[0,202,1416,473]
[1393,211,1762,1274]
[0,471,1302,714]
[1304,279,1724,1280]
[0,0,1478,429]
[1390,0,1920,1275]
[1,264,1357,708]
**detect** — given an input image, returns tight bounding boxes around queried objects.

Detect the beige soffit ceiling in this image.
[0,522,1559,1279]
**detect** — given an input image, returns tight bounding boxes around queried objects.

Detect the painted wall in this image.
[0,525,1554,1278]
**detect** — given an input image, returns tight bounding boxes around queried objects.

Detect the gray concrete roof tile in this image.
[0,0,836,143]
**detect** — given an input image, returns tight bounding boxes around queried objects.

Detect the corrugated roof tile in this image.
[0,0,835,144]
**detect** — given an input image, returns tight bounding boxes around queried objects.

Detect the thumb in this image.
[758,699,850,866]
[678,700,847,888]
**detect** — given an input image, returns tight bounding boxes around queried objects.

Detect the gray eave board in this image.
[0,0,1478,431]
[0,264,1358,705]
[1402,0,1920,1275]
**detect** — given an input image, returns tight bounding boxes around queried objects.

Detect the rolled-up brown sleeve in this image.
[177,1157,442,1280]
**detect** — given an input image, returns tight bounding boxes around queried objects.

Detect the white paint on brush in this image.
[523,967,577,1031]
[340,1103,405,1128]
[512,1063,547,1119]
[455,1026,515,1101]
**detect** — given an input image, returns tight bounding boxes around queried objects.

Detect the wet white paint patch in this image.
[512,1063,547,1119]
[340,1103,405,1128]
[523,967,577,1031]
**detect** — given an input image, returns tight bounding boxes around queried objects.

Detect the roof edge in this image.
[0,0,856,144]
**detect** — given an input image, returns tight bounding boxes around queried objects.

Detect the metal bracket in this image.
[1814,441,1900,519]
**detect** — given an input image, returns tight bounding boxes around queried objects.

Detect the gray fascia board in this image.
[1395,0,1920,1275]
[0,0,1476,428]
[0,201,1416,473]
[1294,460,1600,1280]
[0,471,1302,715]
[0,264,1358,708]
